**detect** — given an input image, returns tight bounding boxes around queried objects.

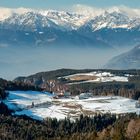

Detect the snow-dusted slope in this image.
[81,11,140,31]
[104,45,140,69]
[0,10,87,31]
[39,10,87,30]
[4,91,140,121]
[2,12,60,31]
[4,91,53,110]
[61,71,128,85]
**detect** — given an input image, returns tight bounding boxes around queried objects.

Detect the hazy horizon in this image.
[0,45,125,80]
[0,1,140,80]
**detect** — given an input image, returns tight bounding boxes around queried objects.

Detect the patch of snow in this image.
[62,71,128,85]
[4,91,52,109]
[4,91,140,121]
[78,96,138,114]
[47,38,56,42]
[25,33,29,35]
[39,32,44,34]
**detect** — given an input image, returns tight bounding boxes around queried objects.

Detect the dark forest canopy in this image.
[0,111,139,140]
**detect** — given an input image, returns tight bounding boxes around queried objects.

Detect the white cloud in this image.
[0,7,32,20]
[14,7,32,14]
[72,4,140,18]
[0,7,13,20]
[0,5,140,21]
[72,4,104,18]
[117,6,140,17]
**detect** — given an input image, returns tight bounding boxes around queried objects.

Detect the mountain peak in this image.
[0,7,140,49]
[0,7,32,21]
[0,7,140,31]
[79,10,140,31]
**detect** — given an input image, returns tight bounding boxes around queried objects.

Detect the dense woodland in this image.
[69,82,140,100]
[13,69,140,100]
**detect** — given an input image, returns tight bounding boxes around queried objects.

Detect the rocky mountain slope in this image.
[0,8,140,48]
[104,45,140,69]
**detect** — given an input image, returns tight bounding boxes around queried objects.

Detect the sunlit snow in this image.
[4,91,140,121]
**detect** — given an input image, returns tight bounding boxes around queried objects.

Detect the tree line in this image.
[69,82,140,100]
[0,78,42,99]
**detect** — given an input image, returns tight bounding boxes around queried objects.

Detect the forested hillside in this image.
[14,69,140,100]
[15,69,140,83]
[69,82,140,100]
[0,111,139,140]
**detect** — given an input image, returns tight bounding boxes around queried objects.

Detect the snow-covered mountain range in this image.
[80,11,140,31]
[1,7,140,31]
[0,7,140,48]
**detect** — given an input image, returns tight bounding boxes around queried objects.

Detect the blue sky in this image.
[0,0,140,10]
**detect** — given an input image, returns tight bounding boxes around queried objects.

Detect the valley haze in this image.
[0,4,140,79]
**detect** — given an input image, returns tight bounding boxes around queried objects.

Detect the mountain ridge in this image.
[104,44,140,69]
[0,8,140,48]
[1,8,140,31]
[0,7,140,50]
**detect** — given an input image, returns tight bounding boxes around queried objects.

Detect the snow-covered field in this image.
[4,91,140,121]
[61,71,129,85]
